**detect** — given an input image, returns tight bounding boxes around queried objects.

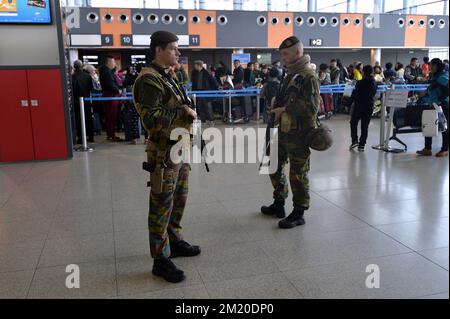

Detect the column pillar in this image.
[308,0,317,12]
[233,0,243,11]
[371,48,382,66]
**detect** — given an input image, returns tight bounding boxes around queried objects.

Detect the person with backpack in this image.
[337,59,349,83]
[99,55,123,142]
[123,66,141,144]
[175,64,189,88]
[383,62,396,83]
[416,58,449,157]
[318,63,334,117]
[191,60,220,126]
[259,67,280,123]
[349,65,378,152]
[72,60,94,144]
[83,64,102,137]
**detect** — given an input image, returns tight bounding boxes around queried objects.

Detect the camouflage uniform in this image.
[269,67,320,211]
[133,62,193,259]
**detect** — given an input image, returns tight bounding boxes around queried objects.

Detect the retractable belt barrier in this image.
[77,84,430,152]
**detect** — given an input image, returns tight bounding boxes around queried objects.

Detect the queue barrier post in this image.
[228,94,232,124]
[74,97,94,153]
[222,97,226,122]
[372,90,387,151]
[256,93,261,122]
[192,93,197,111]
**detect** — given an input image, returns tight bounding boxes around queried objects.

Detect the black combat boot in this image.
[170,240,201,258]
[152,257,186,283]
[278,209,305,229]
[261,200,286,219]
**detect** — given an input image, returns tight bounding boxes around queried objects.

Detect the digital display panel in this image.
[0,1,51,24]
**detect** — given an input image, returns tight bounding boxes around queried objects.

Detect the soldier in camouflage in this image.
[133,31,200,283]
[261,36,320,229]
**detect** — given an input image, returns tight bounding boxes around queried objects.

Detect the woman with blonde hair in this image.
[83,64,102,136]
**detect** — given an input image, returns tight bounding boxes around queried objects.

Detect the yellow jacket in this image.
[353,69,363,81]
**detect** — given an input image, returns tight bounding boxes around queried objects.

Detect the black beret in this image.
[279,36,300,50]
[150,31,179,45]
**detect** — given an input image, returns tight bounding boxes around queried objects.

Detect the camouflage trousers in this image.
[147,144,190,259]
[269,133,311,210]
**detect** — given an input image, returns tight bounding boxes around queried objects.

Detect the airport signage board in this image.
[309,38,324,47]
[131,34,191,47]
[189,35,200,46]
[121,34,133,46]
[101,34,113,46]
[231,53,251,64]
[386,89,409,108]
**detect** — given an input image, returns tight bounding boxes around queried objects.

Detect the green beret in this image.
[150,31,179,45]
[279,36,300,50]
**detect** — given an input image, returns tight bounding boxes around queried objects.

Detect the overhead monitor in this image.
[0,1,52,24]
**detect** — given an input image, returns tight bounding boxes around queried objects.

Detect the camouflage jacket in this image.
[133,62,193,141]
[278,70,320,135]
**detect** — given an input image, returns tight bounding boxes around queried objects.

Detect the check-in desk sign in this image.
[119,34,200,47]
[102,34,114,46]
[310,38,323,47]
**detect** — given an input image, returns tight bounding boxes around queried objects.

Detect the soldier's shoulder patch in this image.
[294,74,305,86]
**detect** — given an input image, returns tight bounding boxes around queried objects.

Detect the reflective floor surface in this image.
[0,115,448,299]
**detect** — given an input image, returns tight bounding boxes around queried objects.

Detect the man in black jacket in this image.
[349,65,378,151]
[232,59,248,120]
[99,55,122,141]
[232,59,244,87]
[72,60,94,144]
[404,57,424,84]
[383,62,396,83]
[191,60,219,125]
[215,61,231,84]
[244,62,255,87]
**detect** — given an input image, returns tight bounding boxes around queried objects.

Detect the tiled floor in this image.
[0,115,448,299]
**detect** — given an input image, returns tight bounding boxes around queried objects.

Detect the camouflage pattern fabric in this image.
[133,62,193,258]
[147,143,190,258]
[269,69,320,211]
[133,63,192,140]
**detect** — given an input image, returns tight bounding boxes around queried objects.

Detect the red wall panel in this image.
[27,69,68,161]
[0,70,35,162]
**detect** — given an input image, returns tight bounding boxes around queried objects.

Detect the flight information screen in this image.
[0,0,51,24]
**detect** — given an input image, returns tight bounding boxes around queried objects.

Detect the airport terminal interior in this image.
[0,0,449,300]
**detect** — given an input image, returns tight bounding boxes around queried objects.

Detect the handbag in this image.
[433,103,448,133]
